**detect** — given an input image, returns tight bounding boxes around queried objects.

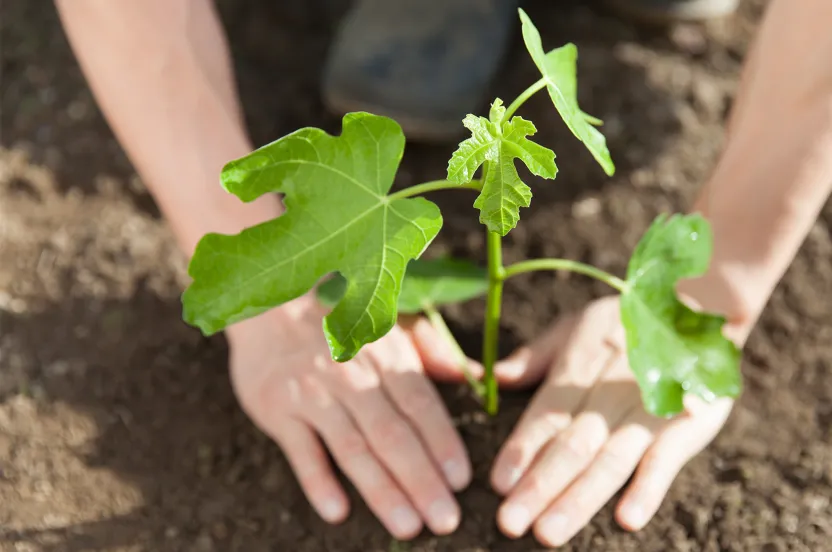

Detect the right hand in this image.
[224,295,471,539]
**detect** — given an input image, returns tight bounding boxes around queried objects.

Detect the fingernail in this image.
[428,498,460,534]
[539,512,569,545]
[390,506,421,537]
[320,499,345,523]
[443,460,469,490]
[503,466,522,489]
[499,503,531,537]
[620,502,647,529]
[498,360,524,380]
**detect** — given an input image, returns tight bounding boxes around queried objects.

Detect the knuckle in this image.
[243,374,288,421]
[397,387,436,418]
[559,435,595,465]
[369,415,412,447]
[331,430,369,457]
[294,455,329,483]
[536,411,568,437]
[594,448,632,478]
[522,469,549,495]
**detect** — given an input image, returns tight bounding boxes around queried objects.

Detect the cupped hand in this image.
[225,295,472,540]
[489,296,738,547]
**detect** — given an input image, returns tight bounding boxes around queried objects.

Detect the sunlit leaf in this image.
[182,112,442,361]
[518,8,615,176]
[447,98,557,235]
[620,214,742,417]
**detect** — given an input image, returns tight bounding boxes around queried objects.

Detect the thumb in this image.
[405,317,484,383]
[494,314,575,388]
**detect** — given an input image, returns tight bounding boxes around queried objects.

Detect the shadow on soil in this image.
[0,0,702,550]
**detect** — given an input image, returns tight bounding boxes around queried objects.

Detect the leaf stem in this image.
[388,179,482,201]
[482,230,505,415]
[502,78,547,122]
[503,258,629,292]
[423,304,486,399]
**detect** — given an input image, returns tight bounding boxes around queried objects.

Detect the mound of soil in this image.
[1,0,830,550]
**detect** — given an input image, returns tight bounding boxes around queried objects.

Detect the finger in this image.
[495,296,620,389]
[493,314,574,388]
[616,397,734,531]
[408,317,483,382]
[489,386,575,496]
[496,412,610,538]
[491,334,620,495]
[533,409,662,547]
[374,328,472,491]
[338,353,461,536]
[270,417,350,524]
[300,376,424,540]
[497,350,637,538]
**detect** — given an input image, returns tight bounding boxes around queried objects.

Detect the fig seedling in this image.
[182,9,741,417]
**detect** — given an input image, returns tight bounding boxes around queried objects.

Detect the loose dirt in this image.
[1,1,830,550]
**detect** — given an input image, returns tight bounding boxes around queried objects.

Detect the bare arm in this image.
[54,4,474,535]
[684,0,832,335]
[54,0,282,258]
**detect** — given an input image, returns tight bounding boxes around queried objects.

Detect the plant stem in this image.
[502,78,547,122]
[482,230,505,415]
[388,179,482,201]
[503,258,629,292]
[423,304,486,398]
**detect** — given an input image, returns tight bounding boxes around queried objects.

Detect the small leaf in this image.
[317,257,489,314]
[620,214,742,417]
[518,8,615,176]
[182,112,442,362]
[447,98,557,235]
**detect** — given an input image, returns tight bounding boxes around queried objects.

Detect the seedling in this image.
[182,10,741,417]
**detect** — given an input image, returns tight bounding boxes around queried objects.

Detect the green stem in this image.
[503,258,629,292]
[423,304,486,399]
[388,179,481,201]
[482,230,505,415]
[502,78,547,122]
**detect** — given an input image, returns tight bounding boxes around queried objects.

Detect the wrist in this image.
[165,186,284,259]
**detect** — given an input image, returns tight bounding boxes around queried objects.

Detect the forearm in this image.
[55,0,282,257]
[685,0,832,336]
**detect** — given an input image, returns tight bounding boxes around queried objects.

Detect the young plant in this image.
[182,9,741,418]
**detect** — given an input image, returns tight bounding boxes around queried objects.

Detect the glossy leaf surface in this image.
[620,214,742,417]
[519,8,615,176]
[182,113,442,361]
[447,99,557,235]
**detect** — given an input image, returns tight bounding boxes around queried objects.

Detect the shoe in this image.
[604,0,739,22]
[321,0,520,143]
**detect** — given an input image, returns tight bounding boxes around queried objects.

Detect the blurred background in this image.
[1,0,830,550]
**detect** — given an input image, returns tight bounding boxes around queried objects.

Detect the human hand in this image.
[224,295,472,540]
[489,296,741,547]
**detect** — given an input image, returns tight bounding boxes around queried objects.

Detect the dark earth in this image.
[1,0,831,550]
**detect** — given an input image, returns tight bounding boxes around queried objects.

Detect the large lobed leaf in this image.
[447,99,557,235]
[620,214,742,417]
[317,257,489,314]
[182,112,442,361]
[518,8,615,176]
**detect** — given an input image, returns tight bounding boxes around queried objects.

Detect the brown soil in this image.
[2,1,830,551]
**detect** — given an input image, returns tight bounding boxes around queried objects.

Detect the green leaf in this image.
[182,112,443,362]
[518,8,615,176]
[447,98,557,235]
[317,257,489,314]
[620,214,742,417]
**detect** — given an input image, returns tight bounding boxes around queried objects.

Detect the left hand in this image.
[488,296,740,547]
